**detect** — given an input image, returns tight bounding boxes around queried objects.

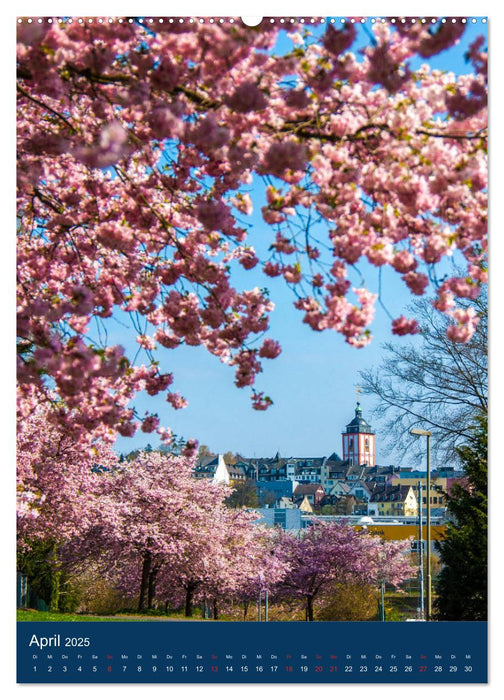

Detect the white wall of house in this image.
[329,481,350,497]
[367,502,379,516]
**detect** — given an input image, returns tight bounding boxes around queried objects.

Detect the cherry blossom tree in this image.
[191,524,287,620]
[17,17,487,447]
[275,521,414,620]
[17,403,118,545]
[82,451,235,612]
[151,486,290,618]
[63,449,278,616]
[153,501,257,617]
[17,403,118,610]
[373,537,417,588]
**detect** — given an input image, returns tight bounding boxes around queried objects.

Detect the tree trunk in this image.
[138,550,152,612]
[49,569,61,613]
[48,541,61,612]
[243,600,249,621]
[306,594,314,622]
[147,563,161,610]
[184,583,195,617]
[212,598,219,620]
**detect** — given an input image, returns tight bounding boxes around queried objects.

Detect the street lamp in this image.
[410,428,432,620]
[417,480,425,621]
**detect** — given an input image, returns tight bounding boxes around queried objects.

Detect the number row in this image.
[32,664,474,674]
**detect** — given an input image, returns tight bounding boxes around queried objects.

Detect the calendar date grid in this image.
[28,648,476,679]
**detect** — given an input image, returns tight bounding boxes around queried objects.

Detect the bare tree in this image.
[360,294,487,465]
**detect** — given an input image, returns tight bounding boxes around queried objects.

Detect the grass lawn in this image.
[18,595,423,623]
[18,610,134,622]
[385,593,424,621]
[16,609,209,622]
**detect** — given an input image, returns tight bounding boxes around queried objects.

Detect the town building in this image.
[368,484,418,518]
[389,469,466,517]
[293,483,325,507]
[256,479,296,505]
[193,401,465,521]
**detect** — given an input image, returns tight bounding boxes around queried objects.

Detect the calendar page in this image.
[16,13,488,686]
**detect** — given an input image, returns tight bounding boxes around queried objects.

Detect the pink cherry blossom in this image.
[16,17,487,444]
[258,338,282,359]
[392,315,420,336]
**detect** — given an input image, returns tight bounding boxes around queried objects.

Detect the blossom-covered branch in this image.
[17,17,487,444]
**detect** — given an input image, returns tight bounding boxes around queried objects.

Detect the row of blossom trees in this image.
[18,407,413,620]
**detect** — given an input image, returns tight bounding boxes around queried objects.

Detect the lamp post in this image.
[417,480,425,620]
[410,428,432,620]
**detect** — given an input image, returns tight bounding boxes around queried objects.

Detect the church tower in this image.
[342,401,376,466]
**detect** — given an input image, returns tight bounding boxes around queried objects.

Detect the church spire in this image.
[355,385,364,417]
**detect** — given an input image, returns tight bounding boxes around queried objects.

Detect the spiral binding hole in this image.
[16,16,487,25]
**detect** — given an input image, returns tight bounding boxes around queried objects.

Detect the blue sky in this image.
[108,17,487,467]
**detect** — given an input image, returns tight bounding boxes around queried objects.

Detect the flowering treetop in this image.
[17,403,118,542]
[273,519,415,620]
[16,17,487,445]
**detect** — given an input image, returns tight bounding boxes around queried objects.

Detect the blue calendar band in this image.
[17,620,487,684]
